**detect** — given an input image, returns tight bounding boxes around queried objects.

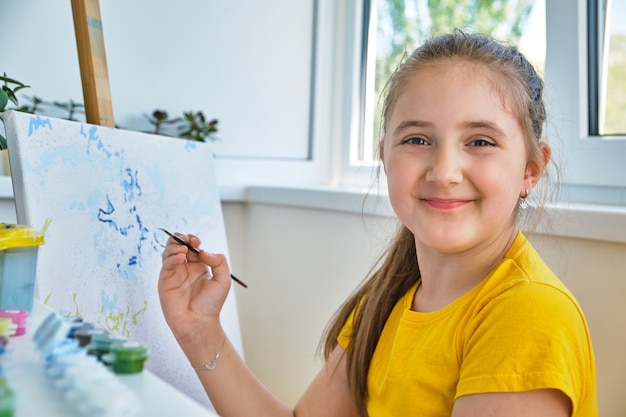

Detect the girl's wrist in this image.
[176,323,226,368]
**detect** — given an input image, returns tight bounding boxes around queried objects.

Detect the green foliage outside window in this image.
[375,0,533,96]
[603,33,626,135]
[370,0,535,152]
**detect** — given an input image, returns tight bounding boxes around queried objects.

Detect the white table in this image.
[8,300,218,417]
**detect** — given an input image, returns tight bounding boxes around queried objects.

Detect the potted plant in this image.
[2,72,220,175]
[144,109,219,143]
[0,73,30,150]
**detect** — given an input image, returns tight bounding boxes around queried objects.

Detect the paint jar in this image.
[0,336,8,359]
[0,308,29,336]
[101,341,149,374]
[0,223,45,313]
[73,328,108,348]
[33,312,71,357]
[0,377,14,417]
[45,338,82,365]
[67,320,94,339]
[86,333,126,361]
[0,320,12,338]
[32,312,59,345]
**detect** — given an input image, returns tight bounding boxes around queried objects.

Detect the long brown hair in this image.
[321,31,549,417]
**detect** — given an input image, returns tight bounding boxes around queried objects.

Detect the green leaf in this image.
[0,89,8,111]
[0,75,28,87]
[13,85,30,94]
[0,134,7,151]
[5,88,18,106]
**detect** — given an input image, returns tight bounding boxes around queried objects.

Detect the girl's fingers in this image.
[199,252,232,289]
[161,233,200,262]
[161,245,188,270]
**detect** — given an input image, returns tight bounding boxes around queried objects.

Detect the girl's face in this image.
[382,61,540,255]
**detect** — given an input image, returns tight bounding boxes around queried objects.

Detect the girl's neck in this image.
[412,227,518,313]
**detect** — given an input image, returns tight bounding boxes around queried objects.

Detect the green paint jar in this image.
[86,333,126,361]
[0,377,14,417]
[101,341,149,374]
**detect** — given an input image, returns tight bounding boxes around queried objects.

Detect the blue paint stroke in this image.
[97,194,118,231]
[118,224,133,237]
[96,187,149,276]
[27,115,53,136]
[122,168,142,202]
[80,124,112,158]
[100,290,118,313]
[134,211,148,255]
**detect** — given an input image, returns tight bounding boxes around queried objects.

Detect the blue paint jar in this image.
[0,224,44,313]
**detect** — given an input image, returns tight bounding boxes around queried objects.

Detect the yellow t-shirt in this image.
[338,231,597,416]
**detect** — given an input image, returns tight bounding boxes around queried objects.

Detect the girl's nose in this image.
[425,146,463,185]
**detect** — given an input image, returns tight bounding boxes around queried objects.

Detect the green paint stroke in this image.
[71,293,83,318]
[104,301,148,337]
[41,218,52,235]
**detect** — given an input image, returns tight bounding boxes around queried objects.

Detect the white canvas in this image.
[3,110,242,411]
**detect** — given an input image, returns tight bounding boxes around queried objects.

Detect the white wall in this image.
[0,0,314,160]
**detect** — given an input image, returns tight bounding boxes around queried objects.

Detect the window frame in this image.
[339,0,626,205]
[545,0,626,205]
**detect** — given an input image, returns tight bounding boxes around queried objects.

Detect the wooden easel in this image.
[71,0,115,127]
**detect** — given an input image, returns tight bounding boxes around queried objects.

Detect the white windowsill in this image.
[2,176,625,245]
[236,184,626,245]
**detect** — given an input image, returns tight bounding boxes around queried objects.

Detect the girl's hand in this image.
[158,233,231,343]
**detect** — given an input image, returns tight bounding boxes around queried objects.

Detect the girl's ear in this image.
[523,142,551,191]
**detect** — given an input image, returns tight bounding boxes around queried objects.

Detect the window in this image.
[589,0,626,135]
[357,0,546,164]
[344,0,626,205]
[542,0,626,204]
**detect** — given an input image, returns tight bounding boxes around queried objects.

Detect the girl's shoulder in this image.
[485,231,576,305]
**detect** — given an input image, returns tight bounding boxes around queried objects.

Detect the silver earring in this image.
[519,188,530,209]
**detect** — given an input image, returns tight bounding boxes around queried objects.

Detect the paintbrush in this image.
[159,228,248,288]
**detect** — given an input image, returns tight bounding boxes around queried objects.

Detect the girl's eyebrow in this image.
[392,119,508,139]
[460,120,507,138]
[392,120,433,135]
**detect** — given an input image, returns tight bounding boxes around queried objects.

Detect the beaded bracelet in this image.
[192,337,226,371]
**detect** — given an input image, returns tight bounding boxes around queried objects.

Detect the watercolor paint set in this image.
[0,306,150,417]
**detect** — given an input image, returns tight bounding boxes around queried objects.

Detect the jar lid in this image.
[0,223,45,250]
[74,327,107,347]
[89,333,126,349]
[109,341,148,360]
[0,318,14,337]
[0,308,29,335]
[0,308,28,321]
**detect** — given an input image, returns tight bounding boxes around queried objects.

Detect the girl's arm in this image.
[452,389,571,417]
[158,233,358,417]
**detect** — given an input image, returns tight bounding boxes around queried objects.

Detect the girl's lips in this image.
[422,198,472,210]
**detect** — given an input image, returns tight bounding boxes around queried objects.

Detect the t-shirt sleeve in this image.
[455,282,595,414]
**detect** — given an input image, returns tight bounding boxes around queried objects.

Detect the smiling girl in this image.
[159,31,597,416]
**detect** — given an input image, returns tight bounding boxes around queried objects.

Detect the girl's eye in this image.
[403,137,429,146]
[468,138,495,147]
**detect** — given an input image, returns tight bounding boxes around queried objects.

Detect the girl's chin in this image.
[412,227,479,251]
